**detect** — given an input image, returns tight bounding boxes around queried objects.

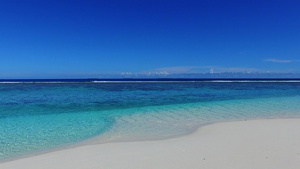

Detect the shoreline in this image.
[1,118,300,169]
[2,115,294,163]
[0,120,214,163]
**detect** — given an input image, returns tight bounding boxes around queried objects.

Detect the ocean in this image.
[1,79,300,160]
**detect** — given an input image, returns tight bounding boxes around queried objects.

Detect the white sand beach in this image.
[1,118,299,169]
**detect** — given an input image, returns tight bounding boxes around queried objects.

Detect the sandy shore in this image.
[1,118,300,169]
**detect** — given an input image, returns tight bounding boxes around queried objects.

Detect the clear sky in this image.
[0,0,299,78]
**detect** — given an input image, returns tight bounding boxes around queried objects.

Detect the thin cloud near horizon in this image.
[153,66,263,74]
[148,65,300,75]
[264,59,300,63]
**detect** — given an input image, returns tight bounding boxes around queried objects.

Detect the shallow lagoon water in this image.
[1,81,300,159]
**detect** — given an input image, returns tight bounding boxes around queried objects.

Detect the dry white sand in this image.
[1,118,300,169]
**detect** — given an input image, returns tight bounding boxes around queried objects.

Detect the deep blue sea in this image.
[1,79,300,160]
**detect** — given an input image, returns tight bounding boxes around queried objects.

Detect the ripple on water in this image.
[0,111,113,160]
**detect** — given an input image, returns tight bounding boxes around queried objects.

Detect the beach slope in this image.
[1,118,299,169]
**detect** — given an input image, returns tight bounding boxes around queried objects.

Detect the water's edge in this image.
[1,116,299,164]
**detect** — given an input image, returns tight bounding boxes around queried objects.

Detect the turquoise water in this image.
[1,81,300,159]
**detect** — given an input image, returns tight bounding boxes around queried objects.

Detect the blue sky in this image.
[0,0,300,78]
